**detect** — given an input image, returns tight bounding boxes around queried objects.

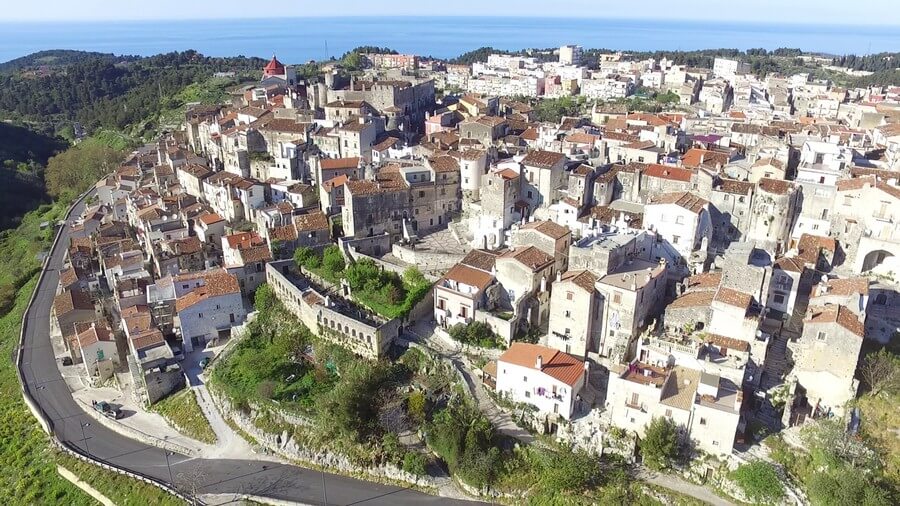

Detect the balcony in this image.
[625,401,646,412]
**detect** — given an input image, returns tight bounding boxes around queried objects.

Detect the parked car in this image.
[60,356,73,366]
[199,357,211,370]
[92,400,121,420]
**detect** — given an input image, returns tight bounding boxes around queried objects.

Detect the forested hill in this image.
[0,122,68,230]
[0,50,265,138]
[0,49,132,73]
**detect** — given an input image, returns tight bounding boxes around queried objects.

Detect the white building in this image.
[644,192,712,261]
[495,343,587,420]
[559,45,583,66]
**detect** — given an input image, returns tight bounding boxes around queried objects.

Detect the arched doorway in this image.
[862,249,893,272]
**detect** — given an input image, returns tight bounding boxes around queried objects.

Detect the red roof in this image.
[263,55,285,75]
[499,343,585,387]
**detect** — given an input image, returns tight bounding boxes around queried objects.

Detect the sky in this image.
[2,0,899,26]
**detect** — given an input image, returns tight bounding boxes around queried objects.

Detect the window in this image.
[700,418,707,425]
[229,313,235,323]
[527,190,533,199]
[773,294,785,304]
[613,292,622,304]
[523,376,528,382]
[564,310,571,318]
[665,409,672,418]
[630,392,639,406]
[816,331,827,341]
[713,441,719,446]
[672,235,680,245]
[566,291,574,301]
[675,216,684,225]
[419,190,425,198]
[198,313,203,318]
[525,391,531,398]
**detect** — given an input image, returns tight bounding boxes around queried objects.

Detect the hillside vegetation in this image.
[0,50,264,138]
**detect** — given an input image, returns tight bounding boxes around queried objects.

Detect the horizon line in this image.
[1,14,899,28]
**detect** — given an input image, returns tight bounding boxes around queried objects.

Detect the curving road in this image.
[19,194,476,505]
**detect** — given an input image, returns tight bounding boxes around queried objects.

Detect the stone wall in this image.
[391,243,466,275]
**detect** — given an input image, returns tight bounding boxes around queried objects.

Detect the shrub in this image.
[729,461,784,504]
[257,380,276,399]
[293,246,315,268]
[321,245,345,275]
[407,390,426,424]
[402,452,428,476]
[448,321,505,349]
[640,417,679,471]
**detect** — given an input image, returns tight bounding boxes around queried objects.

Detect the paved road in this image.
[19,193,477,505]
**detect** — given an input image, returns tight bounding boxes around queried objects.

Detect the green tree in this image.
[541,448,601,492]
[860,349,900,397]
[729,461,784,504]
[640,417,680,471]
[321,245,345,276]
[253,283,276,314]
[293,246,315,268]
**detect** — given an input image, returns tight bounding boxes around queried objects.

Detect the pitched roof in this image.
[643,164,693,182]
[175,270,241,311]
[660,366,700,411]
[460,249,499,272]
[559,270,598,292]
[522,150,566,169]
[520,220,570,240]
[821,277,869,296]
[668,290,716,309]
[715,178,754,195]
[796,234,836,266]
[501,246,554,271]
[54,289,93,315]
[682,148,729,168]
[773,257,805,273]
[441,264,495,292]
[757,178,794,195]
[293,211,330,232]
[499,343,585,387]
[648,192,708,213]
[714,287,753,310]
[805,304,864,337]
[684,271,722,291]
[320,157,360,170]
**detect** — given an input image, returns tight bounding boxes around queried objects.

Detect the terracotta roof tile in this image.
[175,270,241,311]
[460,250,499,272]
[501,246,554,271]
[441,264,495,292]
[559,270,598,292]
[520,220,570,240]
[805,304,864,337]
[648,192,707,213]
[714,287,753,310]
[522,150,566,169]
[499,343,585,387]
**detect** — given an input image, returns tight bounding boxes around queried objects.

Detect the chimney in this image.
[556,270,562,283]
[583,361,590,375]
[540,275,547,293]
[735,391,744,411]
[535,355,543,369]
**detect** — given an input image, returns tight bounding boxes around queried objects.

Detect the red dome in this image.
[263,55,285,76]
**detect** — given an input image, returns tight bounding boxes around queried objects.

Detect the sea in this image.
[1,16,898,64]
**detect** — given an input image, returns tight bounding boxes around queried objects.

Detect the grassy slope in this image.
[152,390,217,445]
[0,204,184,504]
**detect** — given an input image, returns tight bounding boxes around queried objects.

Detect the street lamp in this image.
[165,451,175,486]
[81,422,91,455]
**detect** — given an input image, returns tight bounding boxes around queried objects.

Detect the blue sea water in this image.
[0,16,898,64]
